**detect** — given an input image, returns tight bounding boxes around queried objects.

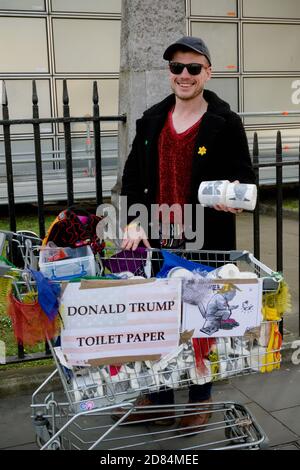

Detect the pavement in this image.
[0,211,299,451]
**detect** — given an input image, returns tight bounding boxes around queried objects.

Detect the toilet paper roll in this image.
[207,263,241,279]
[167,267,195,279]
[198,180,229,207]
[225,183,257,211]
[237,271,258,279]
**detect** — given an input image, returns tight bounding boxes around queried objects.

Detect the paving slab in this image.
[230,365,300,412]
[271,406,300,437]
[212,381,252,405]
[271,442,300,450]
[3,442,38,450]
[0,393,36,449]
[243,402,298,447]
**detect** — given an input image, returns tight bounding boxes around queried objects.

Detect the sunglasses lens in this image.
[169,62,203,75]
[169,62,184,74]
[187,64,202,75]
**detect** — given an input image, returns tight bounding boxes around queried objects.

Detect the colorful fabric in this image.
[8,292,59,346]
[260,322,282,373]
[103,247,148,274]
[192,338,216,374]
[42,207,104,254]
[30,269,60,321]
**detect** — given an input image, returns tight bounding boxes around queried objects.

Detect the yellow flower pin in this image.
[198,146,207,156]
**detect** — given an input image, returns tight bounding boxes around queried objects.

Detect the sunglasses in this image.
[169,61,206,75]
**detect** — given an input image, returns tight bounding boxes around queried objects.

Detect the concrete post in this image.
[111,0,186,204]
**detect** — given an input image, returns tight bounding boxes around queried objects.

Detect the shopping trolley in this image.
[1,235,283,450]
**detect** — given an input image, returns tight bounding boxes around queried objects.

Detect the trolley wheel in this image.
[35,428,61,450]
[224,411,253,445]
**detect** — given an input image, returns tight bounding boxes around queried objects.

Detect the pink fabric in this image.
[77,215,89,224]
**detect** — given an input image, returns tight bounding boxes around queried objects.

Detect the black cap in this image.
[163,36,211,65]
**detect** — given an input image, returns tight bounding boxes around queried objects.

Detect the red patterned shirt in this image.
[156,109,202,222]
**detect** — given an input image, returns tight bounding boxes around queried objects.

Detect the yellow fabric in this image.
[275,281,292,316]
[23,291,38,304]
[259,280,288,372]
[262,306,280,321]
[208,350,219,381]
[260,322,282,373]
[0,256,19,305]
[262,281,291,320]
[42,215,60,246]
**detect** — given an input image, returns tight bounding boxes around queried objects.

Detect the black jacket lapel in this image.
[191,111,227,199]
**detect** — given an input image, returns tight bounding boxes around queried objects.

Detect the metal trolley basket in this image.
[1,235,282,450]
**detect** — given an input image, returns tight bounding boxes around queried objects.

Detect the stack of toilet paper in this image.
[198,180,257,211]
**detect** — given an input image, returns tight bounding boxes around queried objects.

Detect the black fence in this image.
[1,79,300,363]
[0,79,126,237]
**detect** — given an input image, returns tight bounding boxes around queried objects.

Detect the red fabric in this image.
[109,365,121,376]
[192,338,216,374]
[156,109,201,222]
[8,293,59,346]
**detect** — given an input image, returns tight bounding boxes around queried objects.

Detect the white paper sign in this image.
[182,278,263,338]
[60,279,181,365]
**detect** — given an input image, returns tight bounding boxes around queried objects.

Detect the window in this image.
[206,77,239,111]
[190,0,237,18]
[243,77,300,125]
[191,22,238,72]
[243,0,300,19]
[52,19,120,73]
[0,80,52,134]
[0,139,53,179]
[0,17,48,73]
[51,0,121,14]
[55,79,119,132]
[0,0,45,11]
[243,23,300,72]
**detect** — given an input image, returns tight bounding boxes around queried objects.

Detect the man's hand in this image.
[213,180,243,214]
[121,221,151,251]
[213,204,243,214]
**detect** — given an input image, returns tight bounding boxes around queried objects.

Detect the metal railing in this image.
[0,79,126,238]
[1,80,300,363]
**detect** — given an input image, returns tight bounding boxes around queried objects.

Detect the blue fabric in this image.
[156,250,214,278]
[30,269,60,321]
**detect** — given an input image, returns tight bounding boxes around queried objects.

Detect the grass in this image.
[0,212,56,234]
[260,186,299,212]
[261,197,299,211]
[0,358,54,370]
[0,210,56,360]
[283,198,299,211]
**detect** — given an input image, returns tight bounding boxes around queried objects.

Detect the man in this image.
[117,36,255,431]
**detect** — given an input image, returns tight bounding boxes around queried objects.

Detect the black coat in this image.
[121,90,255,250]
